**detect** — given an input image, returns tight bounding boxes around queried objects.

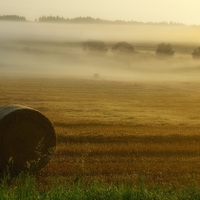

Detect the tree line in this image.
[82,40,200,59]
[0,14,187,26]
[37,16,185,26]
[0,15,26,21]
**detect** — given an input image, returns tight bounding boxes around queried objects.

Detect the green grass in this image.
[1,175,200,200]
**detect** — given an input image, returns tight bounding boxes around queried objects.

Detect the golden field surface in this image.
[1,77,200,188]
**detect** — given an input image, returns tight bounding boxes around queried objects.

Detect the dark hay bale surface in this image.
[0,105,56,176]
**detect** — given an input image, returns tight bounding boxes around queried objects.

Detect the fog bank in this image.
[0,22,200,82]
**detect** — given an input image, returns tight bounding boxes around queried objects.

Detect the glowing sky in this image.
[0,0,199,25]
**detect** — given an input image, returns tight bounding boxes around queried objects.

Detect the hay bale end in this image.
[0,105,56,176]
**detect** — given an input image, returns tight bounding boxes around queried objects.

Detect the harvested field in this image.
[0,77,200,187]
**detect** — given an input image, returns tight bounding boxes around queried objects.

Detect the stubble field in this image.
[1,77,200,188]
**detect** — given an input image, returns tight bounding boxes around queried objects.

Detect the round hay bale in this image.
[0,105,56,176]
[93,73,100,80]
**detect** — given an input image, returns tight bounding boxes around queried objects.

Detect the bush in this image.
[82,40,108,53]
[156,43,174,56]
[192,47,200,59]
[111,41,135,54]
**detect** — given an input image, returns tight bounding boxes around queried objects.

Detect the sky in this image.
[0,0,199,25]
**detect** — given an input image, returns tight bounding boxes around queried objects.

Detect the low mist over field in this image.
[1,21,200,81]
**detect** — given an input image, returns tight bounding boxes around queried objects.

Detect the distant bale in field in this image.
[0,105,56,176]
[82,40,108,54]
[111,41,135,54]
[93,73,100,79]
[192,47,200,59]
[156,42,174,57]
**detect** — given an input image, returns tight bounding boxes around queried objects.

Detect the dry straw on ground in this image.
[0,105,56,176]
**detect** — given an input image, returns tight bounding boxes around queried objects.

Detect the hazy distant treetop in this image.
[112,42,135,54]
[0,15,26,21]
[192,47,200,59]
[156,43,174,56]
[82,40,108,53]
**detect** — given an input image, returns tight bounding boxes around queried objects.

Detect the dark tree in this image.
[82,40,108,53]
[192,47,200,59]
[156,43,174,56]
[111,42,135,54]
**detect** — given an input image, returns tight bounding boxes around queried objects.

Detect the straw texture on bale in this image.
[0,105,56,175]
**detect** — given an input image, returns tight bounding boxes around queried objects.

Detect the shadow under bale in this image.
[0,105,56,176]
